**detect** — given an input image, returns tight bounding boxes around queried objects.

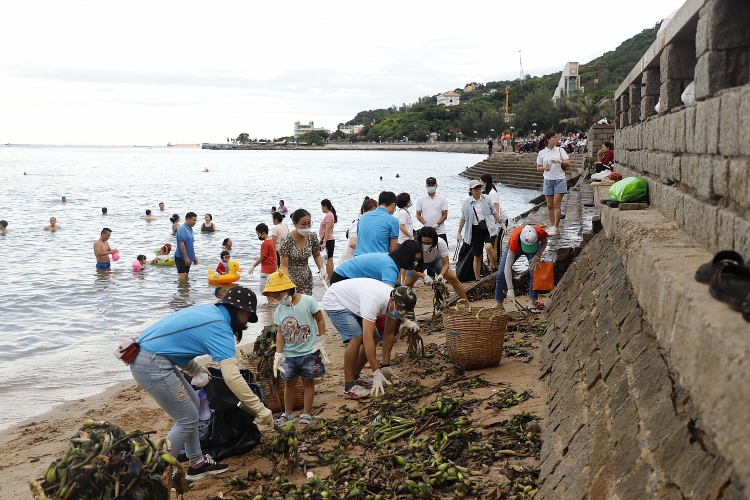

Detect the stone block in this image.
[660,80,684,114]
[621,92,629,110]
[614,461,653,499]
[717,209,737,251]
[629,83,641,111]
[728,158,750,208]
[684,106,697,154]
[661,41,698,82]
[739,87,750,156]
[697,0,750,57]
[681,154,700,193]
[621,331,654,364]
[665,155,681,183]
[615,96,622,114]
[683,194,719,250]
[695,97,721,154]
[735,217,750,262]
[643,68,661,95]
[712,156,730,197]
[695,51,727,100]
[719,90,741,156]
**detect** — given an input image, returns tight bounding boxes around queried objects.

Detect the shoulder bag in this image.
[472,204,488,232]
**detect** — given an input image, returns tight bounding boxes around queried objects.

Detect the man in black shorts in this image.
[175,212,198,280]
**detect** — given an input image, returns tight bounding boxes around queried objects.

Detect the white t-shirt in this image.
[486,189,508,220]
[321,277,392,322]
[422,238,449,264]
[415,193,449,235]
[271,222,289,241]
[396,208,413,244]
[537,146,569,181]
[471,199,485,222]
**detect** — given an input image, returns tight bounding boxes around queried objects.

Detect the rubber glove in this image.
[191,371,210,388]
[381,366,399,381]
[179,360,211,387]
[273,352,286,377]
[401,319,420,334]
[506,289,516,301]
[317,336,331,364]
[434,274,445,283]
[550,158,562,164]
[248,266,255,275]
[254,406,274,428]
[370,369,392,397]
[423,274,434,285]
[318,267,327,282]
[456,229,463,246]
[529,255,541,272]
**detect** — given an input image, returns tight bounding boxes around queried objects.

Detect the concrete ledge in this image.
[592,185,750,490]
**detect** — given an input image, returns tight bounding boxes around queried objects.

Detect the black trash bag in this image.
[455,242,489,282]
[177,367,262,462]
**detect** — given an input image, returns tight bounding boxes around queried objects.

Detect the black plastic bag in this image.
[178,367,262,462]
[455,242,489,282]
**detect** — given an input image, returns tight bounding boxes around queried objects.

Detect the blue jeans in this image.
[495,246,539,301]
[130,349,202,462]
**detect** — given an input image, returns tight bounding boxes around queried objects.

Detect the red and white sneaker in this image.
[342,385,370,399]
[354,375,373,388]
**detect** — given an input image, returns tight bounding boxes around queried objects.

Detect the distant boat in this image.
[167,142,200,148]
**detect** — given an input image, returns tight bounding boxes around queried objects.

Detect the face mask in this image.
[413,261,419,269]
[427,187,436,194]
[388,308,402,320]
[297,228,311,236]
[257,236,264,241]
[279,295,293,306]
[407,202,412,209]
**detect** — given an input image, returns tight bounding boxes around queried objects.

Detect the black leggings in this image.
[330,271,348,284]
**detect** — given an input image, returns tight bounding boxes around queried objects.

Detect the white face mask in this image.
[297,228,311,236]
[279,295,293,306]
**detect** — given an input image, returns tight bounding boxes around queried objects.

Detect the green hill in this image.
[340,24,660,142]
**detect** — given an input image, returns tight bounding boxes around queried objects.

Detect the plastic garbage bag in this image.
[681,81,695,105]
[455,242,489,282]
[608,177,648,203]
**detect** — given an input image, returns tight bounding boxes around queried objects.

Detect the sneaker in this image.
[354,375,373,388]
[342,384,370,399]
[186,455,229,480]
[547,226,559,236]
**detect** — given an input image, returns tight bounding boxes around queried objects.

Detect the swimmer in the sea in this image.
[44,217,61,231]
[150,243,173,264]
[143,209,155,221]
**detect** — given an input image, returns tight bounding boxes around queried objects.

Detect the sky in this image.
[0,0,686,145]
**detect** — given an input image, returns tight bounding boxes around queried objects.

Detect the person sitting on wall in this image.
[593,141,614,173]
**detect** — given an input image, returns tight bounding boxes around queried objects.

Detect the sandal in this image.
[709,264,750,311]
[274,412,295,427]
[695,250,745,284]
[297,413,312,431]
[742,293,750,322]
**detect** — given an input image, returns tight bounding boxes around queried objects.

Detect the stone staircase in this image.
[460,153,587,190]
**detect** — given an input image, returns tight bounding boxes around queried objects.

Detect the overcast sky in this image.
[0,0,685,145]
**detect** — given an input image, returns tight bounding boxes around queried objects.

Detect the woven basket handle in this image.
[475,307,496,324]
[453,298,472,314]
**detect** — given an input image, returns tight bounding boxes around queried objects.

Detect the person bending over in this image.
[403,227,467,300]
[494,225,548,312]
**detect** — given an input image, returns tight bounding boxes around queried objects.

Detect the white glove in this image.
[191,371,210,388]
[550,158,562,164]
[506,289,516,301]
[529,255,541,272]
[456,230,463,245]
[434,274,445,284]
[255,406,273,428]
[317,336,330,364]
[180,360,211,387]
[370,369,392,397]
[248,266,255,275]
[318,267,327,282]
[381,366,399,382]
[501,223,508,235]
[273,352,286,377]
[401,319,420,334]
[423,274,434,285]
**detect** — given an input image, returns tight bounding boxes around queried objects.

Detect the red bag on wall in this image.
[532,261,555,291]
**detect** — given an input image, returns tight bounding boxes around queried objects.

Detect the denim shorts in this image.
[406,258,442,279]
[543,179,567,195]
[325,309,383,343]
[280,351,326,380]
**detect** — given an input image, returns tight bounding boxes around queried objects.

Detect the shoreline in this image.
[214,143,490,154]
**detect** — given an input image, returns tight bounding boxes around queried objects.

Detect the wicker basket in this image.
[252,371,306,413]
[442,299,507,369]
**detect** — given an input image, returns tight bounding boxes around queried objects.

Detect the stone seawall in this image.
[227,143,488,154]
[537,231,743,499]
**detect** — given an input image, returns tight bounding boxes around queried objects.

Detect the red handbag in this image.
[114,339,140,365]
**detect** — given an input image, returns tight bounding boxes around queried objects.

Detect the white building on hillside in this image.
[294,121,330,138]
[553,62,583,101]
[338,124,365,135]
[437,91,460,106]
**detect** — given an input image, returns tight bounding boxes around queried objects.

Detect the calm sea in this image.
[0,147,540,430]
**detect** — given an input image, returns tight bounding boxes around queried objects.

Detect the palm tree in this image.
[561,95,614,130]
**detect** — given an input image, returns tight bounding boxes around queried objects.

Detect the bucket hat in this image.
[219,286,258,323]
[468,179,483,189]
[520,225,539,253]
[262,269,296,296]
[391,286,417,320]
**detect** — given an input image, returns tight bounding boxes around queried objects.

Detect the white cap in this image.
[520,225,539,253]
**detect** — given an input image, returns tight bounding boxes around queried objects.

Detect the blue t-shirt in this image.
[273,295,321,357]
[354,207,399,256]
[335,253,399,286]
[175,224,194,260]
[137,304,236,365]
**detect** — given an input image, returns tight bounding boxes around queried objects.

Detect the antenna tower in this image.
[519,50,525,84]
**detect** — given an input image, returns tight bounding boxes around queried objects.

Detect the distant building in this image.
[338,124,365,135]
[483,89,498,96]
[294,121,330,138]
[437,91,460,106]
[553,62,583,101]
[464,83,478,92]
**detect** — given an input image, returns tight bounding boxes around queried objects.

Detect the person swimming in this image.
[150,243,173,264]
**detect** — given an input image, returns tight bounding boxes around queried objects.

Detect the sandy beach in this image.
[4,284,549,500]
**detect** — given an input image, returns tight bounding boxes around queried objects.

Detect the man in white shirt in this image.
[415,177,449,244]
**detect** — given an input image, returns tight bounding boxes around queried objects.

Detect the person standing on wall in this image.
[537,131,570,236]
[415,177,448,244]
[175,212,198,280]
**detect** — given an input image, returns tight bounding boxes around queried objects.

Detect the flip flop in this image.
[743,294,750,322]
[584,202,595,207]
[695,250,745,284]
[709,264,750,311]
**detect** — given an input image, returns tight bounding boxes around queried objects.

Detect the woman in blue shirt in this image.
[129,286,273,481]
[330,240,422,287]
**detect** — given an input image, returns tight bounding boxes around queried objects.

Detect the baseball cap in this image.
[219,286,258,323]
[468,179,483,189]
[426,177,437,184]
[520,225,539,253]
[391,286,417,320]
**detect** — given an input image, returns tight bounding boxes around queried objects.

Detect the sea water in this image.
[0,147,540,430]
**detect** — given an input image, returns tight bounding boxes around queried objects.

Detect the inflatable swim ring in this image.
[208,260,242,284]
[152,247,175,266]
